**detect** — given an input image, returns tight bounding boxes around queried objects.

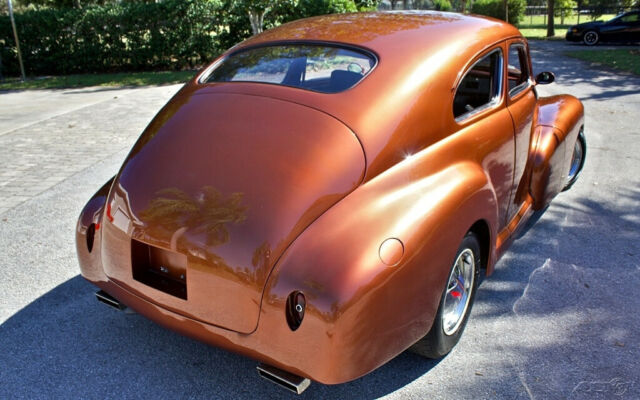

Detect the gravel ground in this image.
[0,40,638,399]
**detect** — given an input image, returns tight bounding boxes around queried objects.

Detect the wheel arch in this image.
[468,219,491,273]
[258,157,500,382]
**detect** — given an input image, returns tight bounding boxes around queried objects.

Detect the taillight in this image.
[86,223,96,253]
[286,291,306,331]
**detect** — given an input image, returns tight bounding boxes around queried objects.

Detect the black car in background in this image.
[566,11,640,45]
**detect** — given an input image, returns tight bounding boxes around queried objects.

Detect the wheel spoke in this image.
[442,248,475,336]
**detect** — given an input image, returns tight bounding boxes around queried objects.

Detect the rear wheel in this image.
[411,232,481,358]
[583,30,599,46]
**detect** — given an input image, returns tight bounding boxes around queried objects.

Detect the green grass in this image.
[565,49,640,75]
[518,14,615,39]
[0,70,197,90]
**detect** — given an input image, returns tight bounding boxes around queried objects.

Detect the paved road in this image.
[0,41,638,399]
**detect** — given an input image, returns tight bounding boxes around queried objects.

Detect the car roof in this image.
[201,12,524,180]
[239,11,521,64]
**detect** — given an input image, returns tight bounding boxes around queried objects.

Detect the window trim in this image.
[507,43,532,99]
[454,48,504,124]
[197,40,379,94]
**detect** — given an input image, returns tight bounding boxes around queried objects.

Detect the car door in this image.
[620,12,640,42]
[600,12,639,42]
[504,40,536,224]
[452,46,515,231]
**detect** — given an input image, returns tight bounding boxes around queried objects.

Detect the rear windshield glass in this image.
[203,44,376,94]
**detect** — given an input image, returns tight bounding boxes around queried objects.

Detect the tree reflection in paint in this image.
[140,186,247,250]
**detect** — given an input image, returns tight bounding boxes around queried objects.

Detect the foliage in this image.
[296,0,359,17]
[574,0,638,20]
[555,0,577,14]
[0,0,225,77]
[432,0,453,11]
[471,0,526,24]
[1,0,381,77]
[354,0,382,10]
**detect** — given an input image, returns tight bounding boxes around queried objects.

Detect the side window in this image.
[507,44,531,97]
[453,49,503,120]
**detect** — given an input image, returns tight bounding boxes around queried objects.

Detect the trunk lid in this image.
[100,91,365,333]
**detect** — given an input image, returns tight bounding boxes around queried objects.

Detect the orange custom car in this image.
[76,11,586,393]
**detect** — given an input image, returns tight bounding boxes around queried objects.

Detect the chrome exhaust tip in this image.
[257,363,311,394]
[95,290,126,311]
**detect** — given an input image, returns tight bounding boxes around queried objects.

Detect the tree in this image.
[232,0,282,35]
[296,0,358,17]
[547,0,555,37]
[354,0,381,10]
[503,0,507,22]
[472,0,526,24]
[555,0,577,24]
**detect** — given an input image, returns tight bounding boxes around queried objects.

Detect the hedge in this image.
[0,0,377,77]
[0,0,225,76]
[471,0,526,25]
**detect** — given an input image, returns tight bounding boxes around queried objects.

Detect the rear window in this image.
[202,44,376,94]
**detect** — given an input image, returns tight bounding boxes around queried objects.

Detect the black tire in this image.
[563,129,586,192]
[411,232,481,359]
[583,30,599,46]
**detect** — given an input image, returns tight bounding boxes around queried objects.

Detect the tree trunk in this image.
[248,9,268,35]
[460,0,467,13]
[547,0,555,37]
[504,0,509,23]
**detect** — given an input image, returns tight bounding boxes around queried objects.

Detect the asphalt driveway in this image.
[0,40,638,399]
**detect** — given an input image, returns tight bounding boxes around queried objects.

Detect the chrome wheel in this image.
[583,31,599,46]
[410,232,480,358]
[442,248,475,336]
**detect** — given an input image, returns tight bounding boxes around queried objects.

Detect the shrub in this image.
[0,0,225,76]
[0,0,380,77]
[471,0,525,25]
[433,0,453,11]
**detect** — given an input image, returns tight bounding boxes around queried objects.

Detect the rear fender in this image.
[76,177,114,283]
[260,155,497,383]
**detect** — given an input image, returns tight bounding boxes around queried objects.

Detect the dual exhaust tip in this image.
[95,290,126,311]
[95,291,311,394]
[257,364,311,394]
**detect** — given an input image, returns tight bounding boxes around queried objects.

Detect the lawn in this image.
[565,49,640,75]
[0,70,197,90]
[518,14,615,39]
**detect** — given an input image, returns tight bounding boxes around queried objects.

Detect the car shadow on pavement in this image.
[0,275,439,399]
[466,186,640,398]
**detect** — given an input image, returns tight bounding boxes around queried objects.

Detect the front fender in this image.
[260,155,498,383]
[530,95,585,209]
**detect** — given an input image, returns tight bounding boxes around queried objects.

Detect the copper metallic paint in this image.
[76,11,585,385]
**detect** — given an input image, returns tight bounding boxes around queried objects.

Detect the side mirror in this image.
[536,71,555,85]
